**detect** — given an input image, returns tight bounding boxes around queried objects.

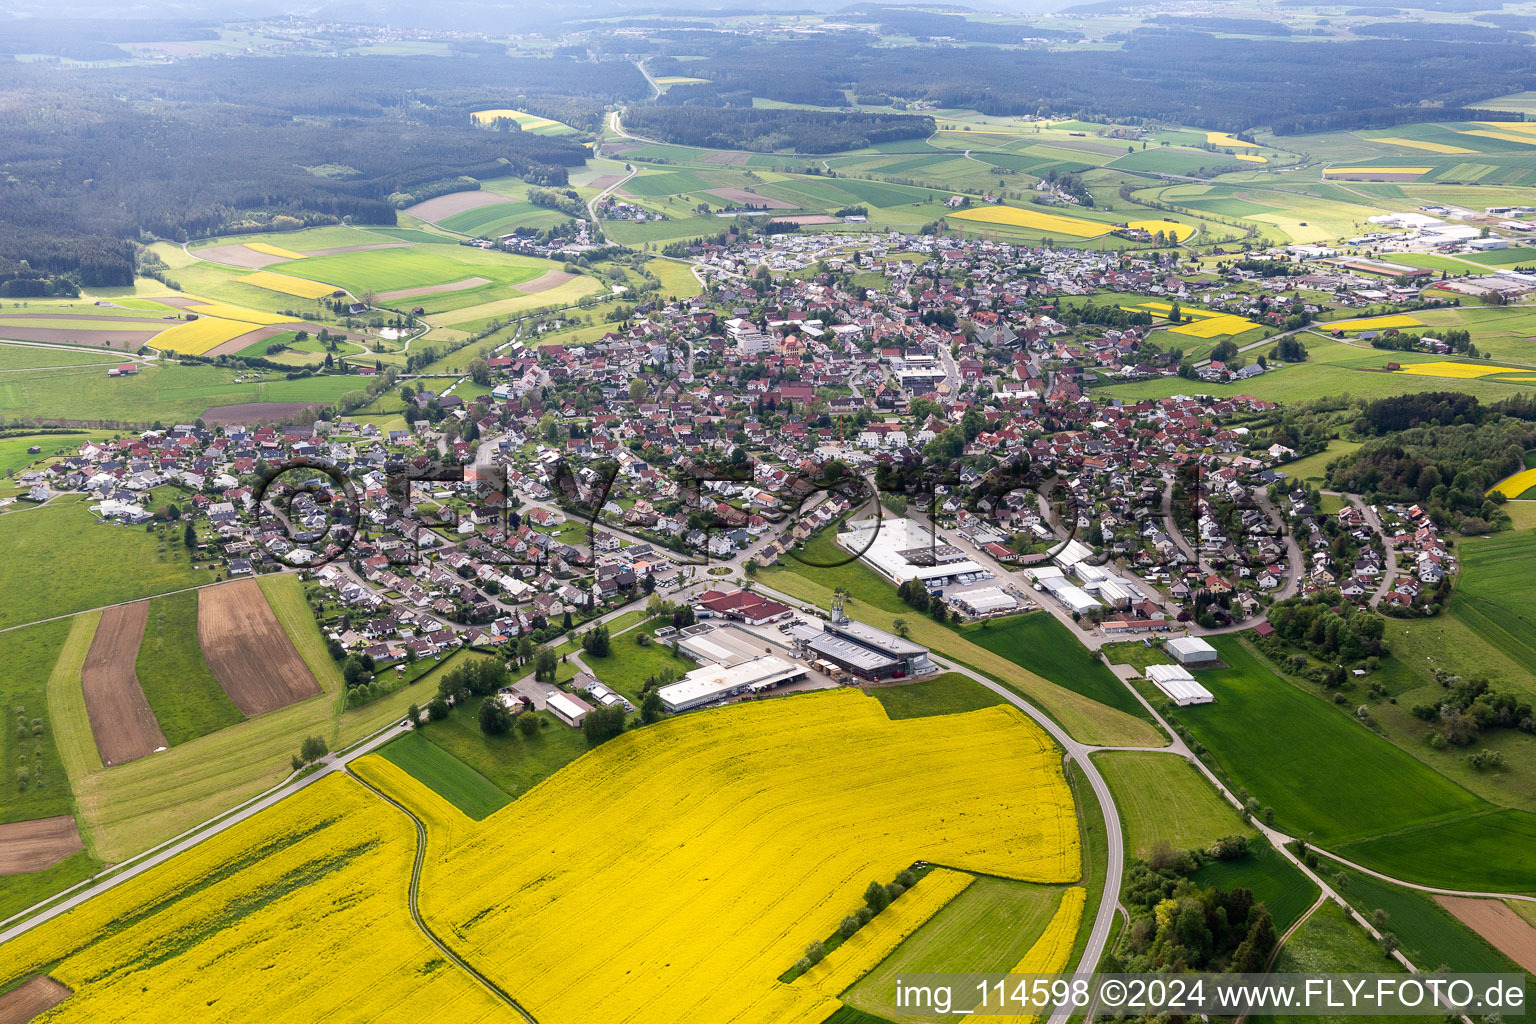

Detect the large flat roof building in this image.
[657,656,807,713]
[804,598,936,681]
[1167,636,1218,665]
[1146,664,1215,706]
[836,517,989,587]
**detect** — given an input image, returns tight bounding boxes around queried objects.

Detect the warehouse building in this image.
[1167,636,1219,666]
[547,691,594,728]
[1031,567,1100,616]
[657,656,807,713]
[949,586,1021,618]
[1146,664,1215,706]
[837,517,989,587]
[802,596,936,681]
[693,588,794,625]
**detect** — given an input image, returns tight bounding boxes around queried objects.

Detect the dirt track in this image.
[405,190,509,224]
[198,579,321,715]
[80,602,167,767]
[1436,895,1536,973]
[0,817,85,875]
[0,977,70,1024]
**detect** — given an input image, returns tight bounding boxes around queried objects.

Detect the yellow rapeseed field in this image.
[1396,360,1514,379]
[243,271,341,299]
[150,315,259,355]
[1169,313,1259,339]
[382,688,1079,1024]
[1126,219,1195,241]
[1328,314,1425,331]
[1206,131,1258,148]
[244,241,307,260]
[959,886,1086,1024]
[1460,129,1536,148]
[950,205,1110,238]
[1323,167,1431,176]
[798,868,976,997]
[1234,153,1268,163]
[1370,137,1476,155]
[0,775,518,1024]
[1487,466,1536,498]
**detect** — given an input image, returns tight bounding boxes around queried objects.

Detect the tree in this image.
[892,618,911,639]
[183,520,196,548]
[582,705,626,746]
[864,879,891,913]
[533,646,558,682]
[407,703,421,728]
[582,623,612,658]
[478,696,511,735]
[629,378,647,404]
[641,690,665,724]
[427,697,449,721]
[467,357,491,386]
[298,735,328,763]
[516,711,540,736]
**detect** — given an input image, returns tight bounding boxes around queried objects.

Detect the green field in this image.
[0,430,117,476]
[843,876,1065,1022]
[0,499,214,630]
[1256,902,1413,1024]
[134,590,244,746]
[1094,751,1253,858]
[1277,441,1363,486]
[1162,637,1487,847]
[1331,809,1536,893]
[1191,841,1319,934]
[1319,857,1528,978]
[964,613,1149,720]
[436,200,573,237]
[0,345,122,371]
[581,619,697,701]
[278,245,548,296]
[378,729,511,820]
[0,618,78,824]
[1451,530,1536,675]
[866,672,1006,720]
[0,362,365,424]
[413,700,589,802]
[0,850,102,923]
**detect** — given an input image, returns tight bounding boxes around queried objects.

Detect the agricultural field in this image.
[79,601,166,767]
[0,774,517,1024]
[0,429,119,476]
[1256,902,1413,1024]
[364,687,1080,1024]
[378,731,510,821]
[1157,637,1490,848]
[962,613,1151,721]
[134,590,245,747]
[1094,751,1253,858]
[198,579,323,716]
[0,499,214,630]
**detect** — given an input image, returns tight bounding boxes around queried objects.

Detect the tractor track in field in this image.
[347,764,541,1024]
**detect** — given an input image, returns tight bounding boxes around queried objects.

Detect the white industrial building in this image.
[546,691,594,728]
[1167,636,1219,665]
[1031,566,1100,616]
[838,517,989,587]
[1146,664,1215,706]
[657,655,807,713]
[949,586,1020,617]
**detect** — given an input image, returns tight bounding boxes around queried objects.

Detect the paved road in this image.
[0,718,409,943]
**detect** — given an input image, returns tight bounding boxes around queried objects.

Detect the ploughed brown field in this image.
[0,817,85,875]
[375,276,490,301]
[197,579,321,716]
[199,401,331,426]
[0,977,70,1024]
[404,190,508,224]
[80,602,167,767]
[514,269,577,294]
[1436,895,1536,974]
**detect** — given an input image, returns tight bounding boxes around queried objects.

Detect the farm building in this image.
[1146,664,1215,706]
[658,655,806,713]
[547,691,594,728]
[1167,636,1218,666]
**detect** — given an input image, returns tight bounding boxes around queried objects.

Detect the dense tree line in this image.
[1266,594,1387,664]
[1412,675,1534,751]
[622,106,935,154]
[0,57,630,288]
[646,37,1536,135]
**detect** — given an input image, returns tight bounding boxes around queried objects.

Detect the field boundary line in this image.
[346,763,541,1024]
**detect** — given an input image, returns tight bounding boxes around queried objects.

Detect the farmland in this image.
[366,688,1080,1024]
[378,731,510,821]
[0,499,213,630]
[134,590,244,746]
[1156,637,1487,847]
[197,579,323,716]
[79,601,166,767]
[1094,751,1253,858]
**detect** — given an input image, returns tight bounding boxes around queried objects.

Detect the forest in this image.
[0,56,642,290]
[621,106,935,154]
[645,36,1536,134]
